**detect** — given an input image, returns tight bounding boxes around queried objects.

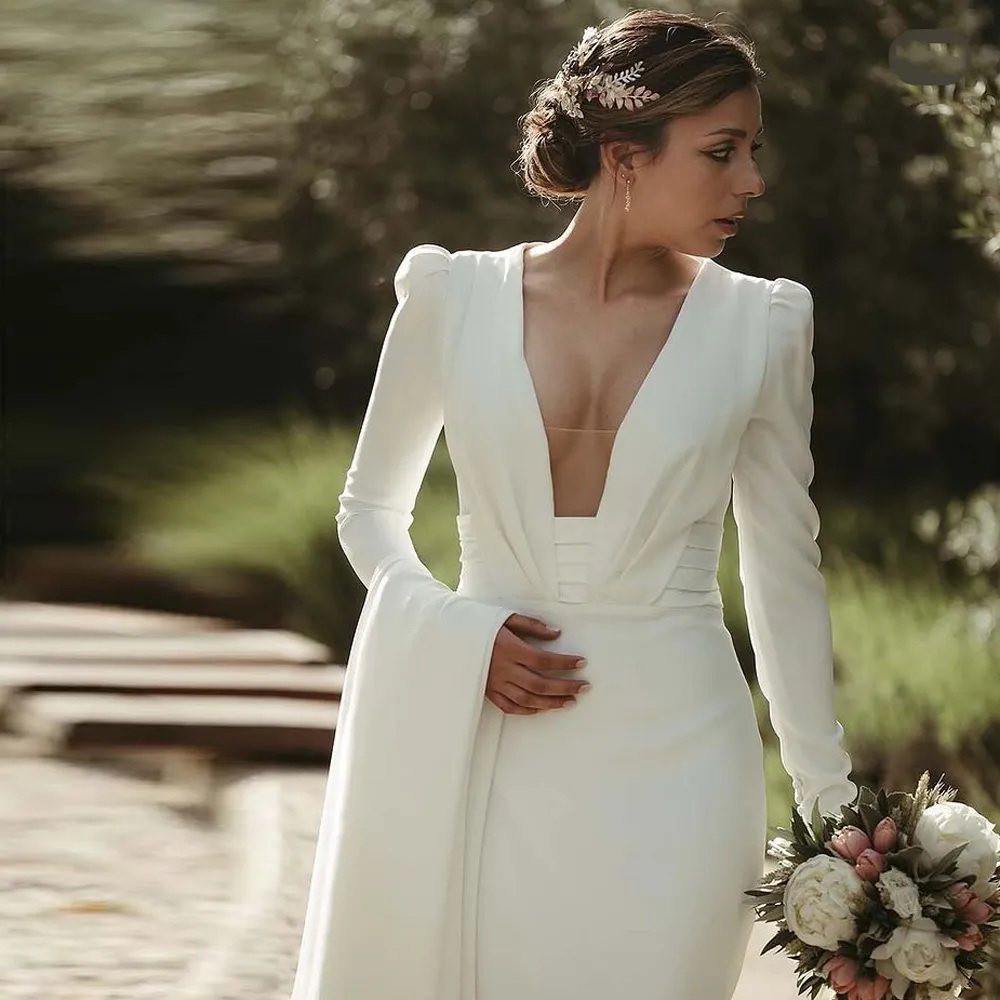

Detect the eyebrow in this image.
[704,126,764,138]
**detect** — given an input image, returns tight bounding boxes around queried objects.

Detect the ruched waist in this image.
[552,516,595,603]
[456,513,724,616]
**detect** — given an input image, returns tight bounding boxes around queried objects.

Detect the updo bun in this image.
[516,10,762,203]
[518,93,601,200]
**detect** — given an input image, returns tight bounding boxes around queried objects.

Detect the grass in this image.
[78,408,1000,825]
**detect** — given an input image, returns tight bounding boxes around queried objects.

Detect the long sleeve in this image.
[293,244,521,1000]
[732,276,858,826]
[336,243,453,588]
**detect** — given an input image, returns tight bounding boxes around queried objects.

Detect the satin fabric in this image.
[289,241,858,1000]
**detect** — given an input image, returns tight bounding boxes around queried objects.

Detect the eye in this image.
[707,140,764,163]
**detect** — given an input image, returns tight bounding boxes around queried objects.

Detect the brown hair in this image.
[516,10,763,203]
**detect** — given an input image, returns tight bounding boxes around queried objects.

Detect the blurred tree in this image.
[281,0,1000,499]
[1,0,313,419]
[693,0,1000,500]
[276,0,599,418]
[2,0,997,507]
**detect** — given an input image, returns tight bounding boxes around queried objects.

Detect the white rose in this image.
[914,802,1000,899]
[871,916,960,996]
[877,867,923,921]
[783,854,868,950]
[909,983,963,1000]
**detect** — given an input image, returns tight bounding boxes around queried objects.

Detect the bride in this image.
[291,9,858,1000]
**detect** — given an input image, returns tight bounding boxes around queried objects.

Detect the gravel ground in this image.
[0,599,808,999]
[0,738,805,1000]
[0,747,235,998]
[0,733,331,1000]
[182,767,326,1000]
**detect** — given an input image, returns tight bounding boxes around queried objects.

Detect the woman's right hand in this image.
[485,613,590,715]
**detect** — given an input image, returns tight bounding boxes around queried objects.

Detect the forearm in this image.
[733,276,857,823]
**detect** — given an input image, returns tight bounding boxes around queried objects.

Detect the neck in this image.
[529,197,697,304]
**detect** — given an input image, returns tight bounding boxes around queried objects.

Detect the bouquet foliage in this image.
[746,772,1000,1000]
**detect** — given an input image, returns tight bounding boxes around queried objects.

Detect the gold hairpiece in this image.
[552,26,660,119]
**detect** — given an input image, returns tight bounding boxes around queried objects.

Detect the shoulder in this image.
[392,242,507,300]
[769,275,813,316]
[717,261,814,355]
[707,257,813,311]
[766,277,814,355]
[763,276,815,382]
[393,243,453,299]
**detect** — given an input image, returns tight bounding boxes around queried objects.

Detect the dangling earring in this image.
[624,174,632,214]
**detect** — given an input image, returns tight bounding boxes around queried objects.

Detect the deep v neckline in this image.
[512,240,712,523]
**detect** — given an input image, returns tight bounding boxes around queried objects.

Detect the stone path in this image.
[0,739,233,999]
[0,598,824,999]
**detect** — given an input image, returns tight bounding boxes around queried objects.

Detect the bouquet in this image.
[745,772,1000,1000]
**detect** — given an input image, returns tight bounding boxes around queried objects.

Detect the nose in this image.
[743,161,766,199]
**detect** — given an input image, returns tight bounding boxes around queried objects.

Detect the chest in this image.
[521,279,692,433]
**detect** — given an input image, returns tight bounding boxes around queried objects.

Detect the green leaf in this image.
[887,844,924,878]
[858,801,884,836]
[840,806,863,828]
[791,807,808,843]
[859,785,880,810]
[811,799,825,842]
[931,841,970,873]
[762,927,797,954]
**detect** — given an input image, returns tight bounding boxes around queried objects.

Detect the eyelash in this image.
[708,140,764,163]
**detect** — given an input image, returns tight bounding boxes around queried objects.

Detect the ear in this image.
[599,140,638,179]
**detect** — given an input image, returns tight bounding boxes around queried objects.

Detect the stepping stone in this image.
[0,630,331,663]
[0,662,346,714]
[0,600,231,635]
[7,693,339,760]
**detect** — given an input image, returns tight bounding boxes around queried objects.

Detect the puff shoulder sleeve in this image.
[731,276,858,825]
[335,243,452,588]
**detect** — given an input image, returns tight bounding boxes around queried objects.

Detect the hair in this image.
[516,10,764,203]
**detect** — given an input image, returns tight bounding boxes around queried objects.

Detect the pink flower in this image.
[870,973,891,1000]
[849,972,891,1000]
[948,881,994,922]
[872,817,898,853]
[961,896,994,924]
[824,955,860,994]
[832,826,873,861]
[855,848,886,882]
[954,923,984,950]
[947,881,977,910]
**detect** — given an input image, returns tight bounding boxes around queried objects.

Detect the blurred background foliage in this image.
[3,0,1000,856]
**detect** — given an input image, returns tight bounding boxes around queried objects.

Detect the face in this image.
[604,86,766,255]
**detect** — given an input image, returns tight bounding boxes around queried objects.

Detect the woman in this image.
[292,10,858,1000]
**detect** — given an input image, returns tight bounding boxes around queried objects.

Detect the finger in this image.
[530,649,587,672]
[507,615,562,639]
[507,663,590,698]
[488,690,539,715]
[499,680,575,711]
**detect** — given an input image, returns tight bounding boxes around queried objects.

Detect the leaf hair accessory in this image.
[552,26,661,120]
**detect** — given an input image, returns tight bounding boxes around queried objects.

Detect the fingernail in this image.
[576,658,587,667]
[549,625,561,633]
[580,683,591,691]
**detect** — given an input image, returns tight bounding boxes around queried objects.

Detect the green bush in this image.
[83,411,367,657]
[85,412,1000,837]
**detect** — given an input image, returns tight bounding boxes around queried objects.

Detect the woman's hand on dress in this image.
[485,614,590,715]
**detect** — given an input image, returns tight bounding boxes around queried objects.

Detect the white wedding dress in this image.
[289,241,858,1000]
